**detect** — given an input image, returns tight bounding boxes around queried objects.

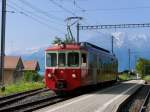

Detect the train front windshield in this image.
[46,52,79,67]
[46,53,57,67]
[58,53,66,67]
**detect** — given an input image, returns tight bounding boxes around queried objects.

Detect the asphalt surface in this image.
[35,80,144,112]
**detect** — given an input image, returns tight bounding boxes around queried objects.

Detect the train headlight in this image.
[72,74,77,78]
[48,73,52,78]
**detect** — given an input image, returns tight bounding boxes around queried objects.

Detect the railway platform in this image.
[35,80,145,112]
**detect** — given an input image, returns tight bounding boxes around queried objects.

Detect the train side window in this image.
[81,53,87,67]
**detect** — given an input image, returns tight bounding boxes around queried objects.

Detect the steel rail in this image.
[117,84,150,112]
[0,95,66,112]
[139,87,150,112]
[0,88,48,107]
[0,88,42,99]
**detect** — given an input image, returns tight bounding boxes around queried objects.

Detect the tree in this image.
[52,36,63,45]
[52,35,75,45]
[136,58,150,78]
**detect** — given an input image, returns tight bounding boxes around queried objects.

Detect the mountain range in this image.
[8,31,150,75]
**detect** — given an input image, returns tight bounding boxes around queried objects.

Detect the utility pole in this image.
[128,49,131,72]
[1,0,6,89]
[134,55,138,70]
[111,36,114,54]
[77,22,79,43]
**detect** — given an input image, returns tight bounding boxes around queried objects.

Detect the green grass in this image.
[0,81,45,96]
[119,73,129,81]
[119,73,136,81]
[143,75,150,81]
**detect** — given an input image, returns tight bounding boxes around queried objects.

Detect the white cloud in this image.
[6,45,47,55]
[111,31,150,49]
[112,32,125,48]
[84,30,150,51]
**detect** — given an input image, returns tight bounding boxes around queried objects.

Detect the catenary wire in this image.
[48,0,76,16]
[7,3,65,33]
[18,0,64,22]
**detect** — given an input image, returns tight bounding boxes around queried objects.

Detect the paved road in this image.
[36,80,144,112]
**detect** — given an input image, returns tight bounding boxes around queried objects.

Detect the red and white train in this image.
[45,42,118,93]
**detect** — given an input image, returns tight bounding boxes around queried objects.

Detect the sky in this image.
[1,0,150,55]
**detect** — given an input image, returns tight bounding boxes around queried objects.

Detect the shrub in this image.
[23,71,43,82]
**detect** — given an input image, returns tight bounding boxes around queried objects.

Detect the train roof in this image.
[46,43,83,51]
[80,42,110,53]
[46,42,110,53]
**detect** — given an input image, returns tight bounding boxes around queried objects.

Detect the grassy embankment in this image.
[119,73,150,81]
[0,81,45,96]
[143,75,150,81]
[118,73,136,81]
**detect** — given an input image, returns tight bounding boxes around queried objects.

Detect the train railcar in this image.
[45,42,118,93]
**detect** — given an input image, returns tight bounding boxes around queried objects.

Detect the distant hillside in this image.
[21,48,45,75]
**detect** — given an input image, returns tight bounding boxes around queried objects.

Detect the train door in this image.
[81,52,88,69]
[98,57,102,82]
[93,53,97,84]
[81,52,89,85]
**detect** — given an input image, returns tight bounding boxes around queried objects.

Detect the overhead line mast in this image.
[1,0,6,90]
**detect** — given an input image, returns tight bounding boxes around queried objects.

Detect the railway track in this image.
[0,81,120,112]
[0,88,42,100]
[0,88,49,107]
[0,95,67,112]
[139,86,150,112]
[0,86,73,112]
[117,84,150,112]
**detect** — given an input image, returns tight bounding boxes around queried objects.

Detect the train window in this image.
[46,53,57,67]
[81,53,87,67]
[68,52,79,67]
[58,53,66,67]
